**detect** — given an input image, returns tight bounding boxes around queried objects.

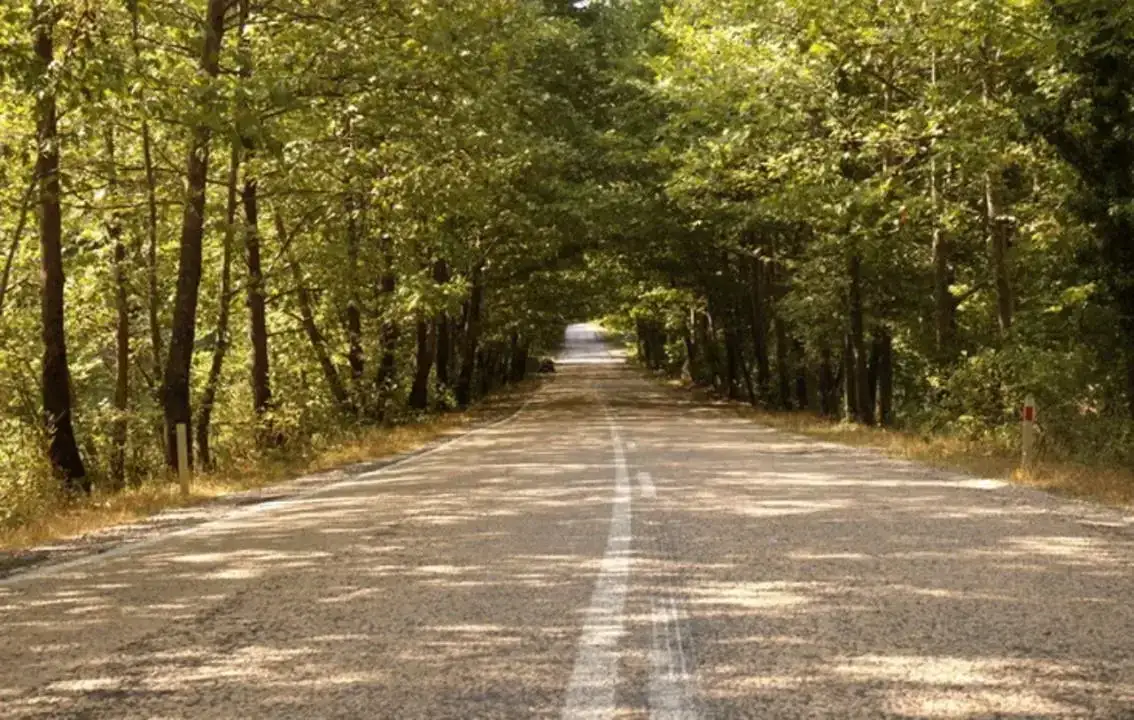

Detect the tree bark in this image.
[375,234,398,416]
[106,128,129,490]
[793,339,809,411]
[433,260,452,395]
[195,144,240,470]
[987,171,1014,335]
[773,316,791,409]
[746,256,771,403]
[0,175,36,319]
[128,2,163,387]
[344,189,365,386]
[161,0,227,470]
[848,253,874,425]
[875,329,894,426]
[843,333,857,422]
[819,343,837,417]
[408,318,433,410]
[34,2,87,490]
[456,265,484,408]
[929,48,957,359]
[286,236,353,414]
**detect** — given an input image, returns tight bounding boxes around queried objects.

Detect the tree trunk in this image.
[408,318,433,410]
[433,260,452,396]
[876,329,894,426]
[723,323,742,400]
[746,257,771,403]
[375,234,398,416]
[344,190,365,386]
[510,335,528,383]
[773,316,791,409]
[106,128,129,490]
[130,0,163,388]
[0,176,36,319]
[287,240,353,414]
[929,50,956,359]
[848,254,874,425]
[819,343,837,417]
[843,333,857,422]
[456,265,483,408]
[161,0,227,470]
[195,145,240,470]
[987,171,1014,335]
[793,339,809,411]
[34,3,87,490]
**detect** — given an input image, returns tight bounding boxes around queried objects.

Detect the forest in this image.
[1,0,1132,529]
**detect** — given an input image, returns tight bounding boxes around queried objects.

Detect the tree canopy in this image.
[1,0,1132,520]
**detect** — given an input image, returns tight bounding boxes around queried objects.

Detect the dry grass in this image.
[0,383,538,552]
[664,378,1134,509]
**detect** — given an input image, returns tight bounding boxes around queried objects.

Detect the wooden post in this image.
[176,422,191,496]
[1021,396,1037,468]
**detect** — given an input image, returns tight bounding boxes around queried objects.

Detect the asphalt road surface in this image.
[2,324,1133,719]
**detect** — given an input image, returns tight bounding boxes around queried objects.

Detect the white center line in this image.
[637,471,657,500]
[562,417,632,720]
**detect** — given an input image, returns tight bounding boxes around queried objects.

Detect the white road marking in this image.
[638,471,657,500]
[562,417,632,720]
[649,596,699,719]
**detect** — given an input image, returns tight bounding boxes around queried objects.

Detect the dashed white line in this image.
[637,471,657,500]
[562,416,632,720]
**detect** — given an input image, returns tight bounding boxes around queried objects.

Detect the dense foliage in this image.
[0,0,629,523]
[604,0,1134,466]
[2,0,1132,525]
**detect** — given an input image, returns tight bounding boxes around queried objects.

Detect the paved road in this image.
[2,324,1133,718]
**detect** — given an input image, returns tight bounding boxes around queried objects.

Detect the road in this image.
[2,324,1133,718]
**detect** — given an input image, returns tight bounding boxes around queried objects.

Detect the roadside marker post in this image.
[1021,396,1037,468]
[176,423,191,496]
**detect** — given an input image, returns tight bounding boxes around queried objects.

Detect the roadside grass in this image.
[0,382,538,552]
[660,378,1134,509]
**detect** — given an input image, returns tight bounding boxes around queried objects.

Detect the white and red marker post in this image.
[1021,396,1037,468]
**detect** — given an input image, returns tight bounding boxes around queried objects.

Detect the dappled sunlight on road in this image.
[0,339,1132,718]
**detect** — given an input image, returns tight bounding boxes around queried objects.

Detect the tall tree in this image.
[33,0,87,489]
[161,0,228,469]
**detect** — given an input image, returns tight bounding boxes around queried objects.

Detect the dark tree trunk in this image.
[244,172,274,418]
[375,235,398,416]
[773,316,792,409]
[818,343,837,417]
[843,334,857,421]
[433,260,452,395]
[196,145,240,470]
[34,4,87,490]
[793,339,809,411]
[746,257,771,403]
[408,318,433,410]
[875,329,894,426]
[161,0,227,470]
[510,336,528,383]
[723,323,742,400]
[456,265,484,408]
[848,254,874,425]
[867,332,880,421]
